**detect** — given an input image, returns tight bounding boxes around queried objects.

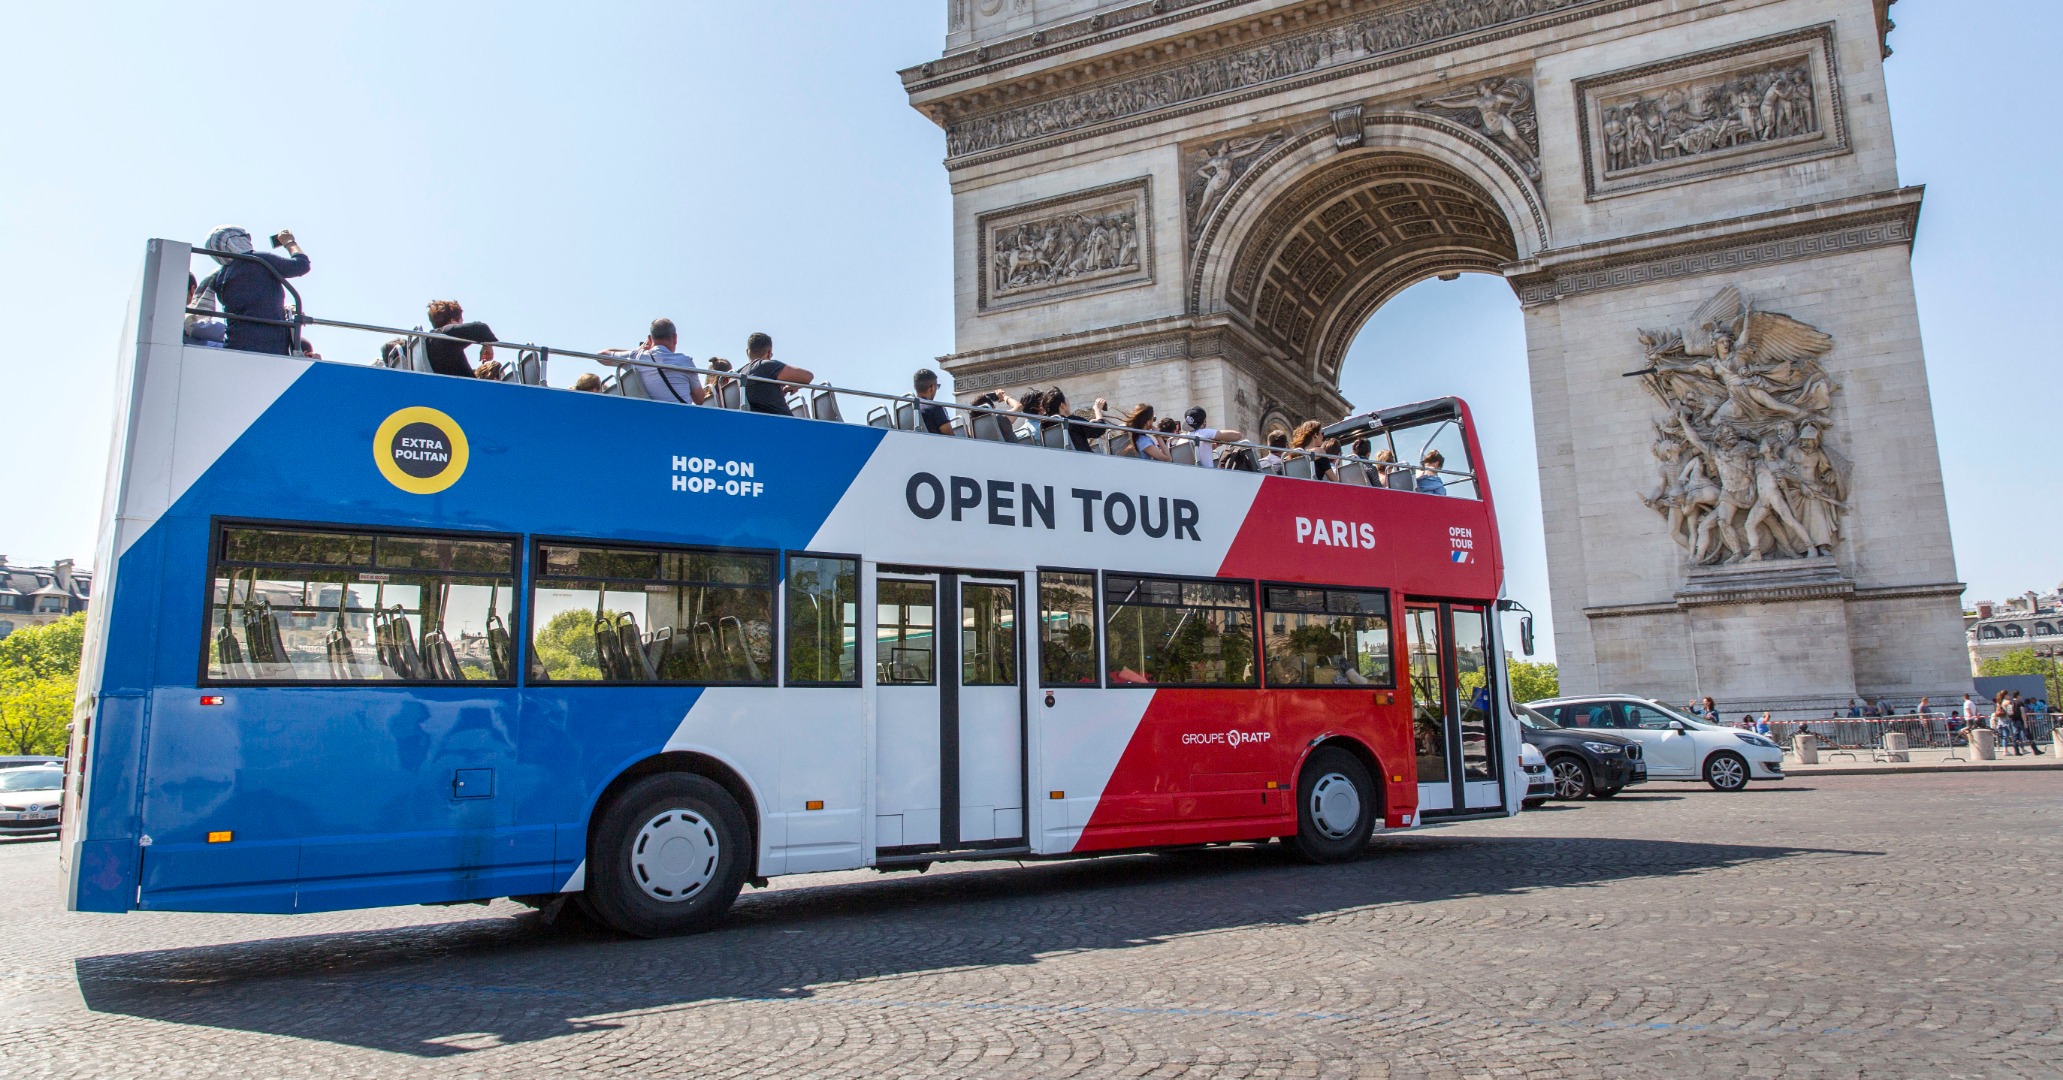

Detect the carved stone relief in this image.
[1416,76,1539,181]
[1632,286,1846,565]
[978,178,1153,311]
[943,0,1610,159]
[1577,25,1847,199]
[1184,128,1290,241]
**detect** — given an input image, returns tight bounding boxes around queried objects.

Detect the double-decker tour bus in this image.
[61,240,1527,936]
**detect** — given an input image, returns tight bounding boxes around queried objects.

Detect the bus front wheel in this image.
[587,772,750,937]
[1289,746,1377,864]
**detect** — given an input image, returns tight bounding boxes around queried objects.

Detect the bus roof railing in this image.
[178,245,1480,492]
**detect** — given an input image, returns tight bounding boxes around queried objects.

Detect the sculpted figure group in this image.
[1635,286,1848,565]
[991,210,1140,295]
[1600,59,1818,174]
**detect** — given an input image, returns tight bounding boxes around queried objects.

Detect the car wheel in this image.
[1289,747,1377,864]
[1591,786,1622,799]
[1704,752,1750,792]
[1549,756,1591,800]
[586,773,750,937]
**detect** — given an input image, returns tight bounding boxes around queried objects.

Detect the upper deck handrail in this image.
[177,245,1480,489]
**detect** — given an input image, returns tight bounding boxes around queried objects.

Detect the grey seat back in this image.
[615,365,652,399]
[720,380,744,410]
[1337,462,1372,486]
[812,389,842,423]
[1168,439,1197,466]
[970,412,1006,442]
[1284,455,1316,480]
[790,397,810,418]
[895,400,918,431]
[867,406,893,429]
[1385,468,1416,491]
[1040,420,1069,449]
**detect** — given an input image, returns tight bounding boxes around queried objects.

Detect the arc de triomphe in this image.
[901,0,1969,710]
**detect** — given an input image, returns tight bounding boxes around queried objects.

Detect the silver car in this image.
[0,765,64,835]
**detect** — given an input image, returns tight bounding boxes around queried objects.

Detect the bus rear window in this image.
[531,542,774,685]
[1261,586,1393,688]
[1102,574,1255,687]
[205,525,516,684]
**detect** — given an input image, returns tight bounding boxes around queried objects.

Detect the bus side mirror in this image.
[1519,616,1535,657]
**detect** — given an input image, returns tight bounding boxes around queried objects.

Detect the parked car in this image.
[1519,742,1554,808]
[0,765,63,835]
[1516,703,1646,800]
[1526,694,1785,791]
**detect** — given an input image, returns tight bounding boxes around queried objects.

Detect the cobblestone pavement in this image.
[3,772,2060,1078]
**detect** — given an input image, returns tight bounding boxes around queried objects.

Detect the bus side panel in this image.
[1074,690,1295,852]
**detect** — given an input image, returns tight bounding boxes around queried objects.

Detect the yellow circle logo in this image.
[374,407,469,494]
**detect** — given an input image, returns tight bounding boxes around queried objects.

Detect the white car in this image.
[0,765,63,835]
[1520,742,1554,808]
[1524,695,1785,791]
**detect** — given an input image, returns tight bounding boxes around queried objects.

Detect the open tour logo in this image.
[373,407,469,495]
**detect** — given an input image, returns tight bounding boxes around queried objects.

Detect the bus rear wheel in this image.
[1289,747,1377,864]
[586,773,749,937]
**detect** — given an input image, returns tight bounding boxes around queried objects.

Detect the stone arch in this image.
[1189,114,1549,396]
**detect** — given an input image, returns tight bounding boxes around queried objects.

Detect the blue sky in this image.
[2,2,2056,663]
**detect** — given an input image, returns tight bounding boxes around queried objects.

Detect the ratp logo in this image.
[374,407,469,494]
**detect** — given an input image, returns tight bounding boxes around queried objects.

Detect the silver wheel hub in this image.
[631,807,720,902]
[1552,761,1587,799]
[1309,772,1362,839]
[1711,758,1746,788]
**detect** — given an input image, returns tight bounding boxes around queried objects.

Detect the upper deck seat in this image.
[1336,462,1372,486]
[1040,420,1069,449]
[895,399,919,431]
[1385,469,1416,492]
[1283,455,1316,480]
[615,365,652,399]
[811,388,842,423]
[720,381,744,410]
[867,406,893,429]
[970,412,1007,442]
[1168,440,1197,466]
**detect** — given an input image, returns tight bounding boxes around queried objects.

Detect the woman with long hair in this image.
[1290,420,1333,480]
[1122,404,1170,461]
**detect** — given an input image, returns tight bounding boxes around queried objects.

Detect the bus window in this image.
[784,555,858,686]
[204,524,515,684]
[1261,586,1392,688]
[530,543,774,684]
[1037,571,1097,686]
[1406,607,1447,784]
[877,580,936,684]
[961,583,1017,686]
[1101,574,1256,686]
[1451,607,1494,781]
[1400,420,1479,501]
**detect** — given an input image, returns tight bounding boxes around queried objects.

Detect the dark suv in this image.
[1517,703,1646,799]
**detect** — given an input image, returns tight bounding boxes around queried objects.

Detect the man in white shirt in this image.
[1961,693,1979,722]
[603,318,705,404]
[1182,407,1243,468]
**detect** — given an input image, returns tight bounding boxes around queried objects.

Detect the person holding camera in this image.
[198,225,310,355]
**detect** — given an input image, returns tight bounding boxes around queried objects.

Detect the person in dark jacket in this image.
[199,225,309,355]
[423,300,497,378]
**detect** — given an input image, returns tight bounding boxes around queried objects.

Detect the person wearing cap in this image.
[1181,407,1242,469]
[196,225,309,355]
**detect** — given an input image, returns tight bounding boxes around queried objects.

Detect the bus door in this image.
[873,568,1027,856]
[1404,602,1503,815]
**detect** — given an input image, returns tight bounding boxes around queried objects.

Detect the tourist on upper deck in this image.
[1290,421,1334,481]
[1416,449,1450,495]
[572,373,603,393]
[914,368,953,434]
[423,300,498,378]
[1258,430,1289,471]
[602,318,704,404]
[1371,447,1406,488]
[1182,407,1242,470]
[198,225,309,355]
[1122,404,1171,461]
[740,333,812,415]
[1043,389,1102,452]
[296,336,322,361]
[183,273,226,348]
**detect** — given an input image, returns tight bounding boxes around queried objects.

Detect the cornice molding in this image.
[1509,188,1924,305]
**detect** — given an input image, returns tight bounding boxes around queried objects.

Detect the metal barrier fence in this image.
[1766,714,2055,752]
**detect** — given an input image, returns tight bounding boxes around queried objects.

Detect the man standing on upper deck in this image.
[603,318,706,404]
[740,333,813,416]
[423,300,498,378]
[1182,407,1242,469]
[198,225,309,355]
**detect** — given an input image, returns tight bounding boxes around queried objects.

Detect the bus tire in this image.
[1289,746,1377,864]
[586,772,750,937]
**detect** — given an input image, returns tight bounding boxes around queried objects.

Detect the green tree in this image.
[1979,648,2063,703]
[1506,658,1560,704]
[533,608,608,681]
[0,614,87,756]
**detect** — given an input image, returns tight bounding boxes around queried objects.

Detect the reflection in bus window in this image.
[786,555,858,686]
[206,525,515,684]
[878,580,936,684]
[1102,575,1255,686]
[1262,586,1392,687]
[961,583,1017,686]
[1406,607,1448,785]
[1038,572,1097,686]
[530,543,773,684]
[1452,608,1493,781]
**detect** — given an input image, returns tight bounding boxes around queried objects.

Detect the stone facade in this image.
[904,0,1962,708]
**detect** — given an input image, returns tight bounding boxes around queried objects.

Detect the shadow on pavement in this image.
[75,834,1872,1056]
